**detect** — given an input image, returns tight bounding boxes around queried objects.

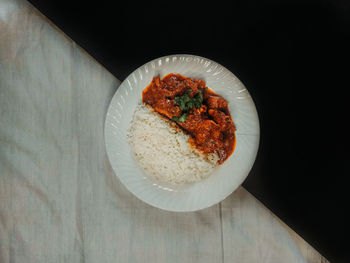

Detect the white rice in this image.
[127,104,218,184]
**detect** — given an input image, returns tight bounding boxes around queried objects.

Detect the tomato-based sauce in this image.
[142,73,236,164]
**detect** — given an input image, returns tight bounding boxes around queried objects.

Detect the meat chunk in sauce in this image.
[176,107,207,133]
[195,120,223,147]
[142,73,236,164]
[206,95,228,110]
[153,99,181,119]
[208,109,236,133]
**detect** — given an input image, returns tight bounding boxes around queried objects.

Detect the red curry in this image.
[142,73,236,164]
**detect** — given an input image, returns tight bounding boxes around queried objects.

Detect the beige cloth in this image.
[0,0,327,262]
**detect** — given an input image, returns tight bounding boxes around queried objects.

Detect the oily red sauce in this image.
[142,73,236,164]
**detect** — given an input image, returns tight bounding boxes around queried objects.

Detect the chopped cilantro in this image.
[172,113,188,122]
[174,89,203,111]
[172,89,205,122]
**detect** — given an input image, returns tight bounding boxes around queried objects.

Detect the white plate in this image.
[104,55,260,212]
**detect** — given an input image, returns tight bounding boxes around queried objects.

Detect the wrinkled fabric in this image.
[0,0,325,262]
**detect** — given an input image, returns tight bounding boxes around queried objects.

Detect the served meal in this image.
[128,73,236,184]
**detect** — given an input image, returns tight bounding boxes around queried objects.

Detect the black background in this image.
[28,0,349,261]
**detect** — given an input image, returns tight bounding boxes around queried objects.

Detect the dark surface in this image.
[28,0,350,261]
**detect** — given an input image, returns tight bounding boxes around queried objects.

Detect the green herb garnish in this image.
[172,113,188,122]
[172,89,204,122]
[174,89,192,110]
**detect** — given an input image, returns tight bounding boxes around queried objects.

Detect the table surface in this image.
[0,0,328,262]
